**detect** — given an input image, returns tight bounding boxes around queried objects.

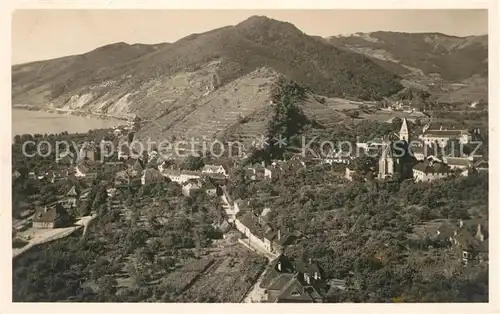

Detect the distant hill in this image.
[326,31,488,81]
[326,31,488,103]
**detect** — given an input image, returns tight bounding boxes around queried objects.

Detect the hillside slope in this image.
[12,16,403,117]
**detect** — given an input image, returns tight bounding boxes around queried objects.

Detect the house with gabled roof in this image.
[435,218,489,265]
[260,255,326,303]
[235,211,295,255]
[412,161,452,182]
[182,181,202,197]
[202,164,229,177]
[75,162,99,179]
[32,203,70,229]
[202,178,222,196]
[62,184,80,209]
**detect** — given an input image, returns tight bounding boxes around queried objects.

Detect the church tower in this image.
[399,118,410,142]
[378,139,394,180]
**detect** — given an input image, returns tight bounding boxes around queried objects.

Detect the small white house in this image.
[412,162,452,182]
[202,164,228,177]
[182,181,201,197]
[141,168,165,185]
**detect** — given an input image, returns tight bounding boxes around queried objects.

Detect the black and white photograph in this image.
[7,6,494,306]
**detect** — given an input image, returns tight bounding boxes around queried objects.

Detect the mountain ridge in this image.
[12,16,488,143]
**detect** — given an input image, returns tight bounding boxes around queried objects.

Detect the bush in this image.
[12,238,29,249]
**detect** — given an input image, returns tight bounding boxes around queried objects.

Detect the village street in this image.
[242,262,269,303]
[218,194,278,303]
[221,194,236,222]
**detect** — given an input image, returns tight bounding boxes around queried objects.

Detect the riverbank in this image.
[12,104,129,121]
[12,108,125,136]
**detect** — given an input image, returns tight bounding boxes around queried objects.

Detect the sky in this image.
[12,9,488,65]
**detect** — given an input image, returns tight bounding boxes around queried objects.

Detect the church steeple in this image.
[378,138,394,180]
[399,118,410,142]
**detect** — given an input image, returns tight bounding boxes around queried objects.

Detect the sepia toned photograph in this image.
[10,8,489,303]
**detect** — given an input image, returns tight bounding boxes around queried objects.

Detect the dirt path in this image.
[13,214,96,258]
[221,195,236,222]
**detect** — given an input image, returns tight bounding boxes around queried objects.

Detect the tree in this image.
[392,117,402,130]
[181,156,204,171]
[352,156,377,173]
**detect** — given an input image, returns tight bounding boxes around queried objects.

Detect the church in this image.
[378,118,415,180]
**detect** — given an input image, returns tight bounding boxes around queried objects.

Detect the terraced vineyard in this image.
[137,68,279,151]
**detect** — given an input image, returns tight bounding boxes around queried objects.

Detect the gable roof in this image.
[183,181,201,189]
[202,164,227,172]
[436,222,458,240]
[238,212,272,240]
[161,169,201,177]
[413,161,451,174]
[66,185,80,197]
[475,160,489,169]
[444,157,472,167]
[423,129,468,137]
[33,203,68,223]
[260,257,295,289]
[267,274,316,303]
[400,118,409,134]
[76,162,100,174]
[295,260,323,277]
[267,273,296,291]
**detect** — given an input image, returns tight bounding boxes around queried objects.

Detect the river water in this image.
[12,109,123,136]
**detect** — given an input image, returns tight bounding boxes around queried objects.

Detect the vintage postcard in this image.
[2,1,498,313]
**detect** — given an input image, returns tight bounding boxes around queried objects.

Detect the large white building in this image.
[420,127,472,147]
[160,170,201,184]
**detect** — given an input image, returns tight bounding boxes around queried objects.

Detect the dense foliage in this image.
[13,180,267,302]
[233,163,488,302]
